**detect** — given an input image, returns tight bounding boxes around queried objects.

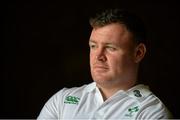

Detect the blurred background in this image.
[1,0,180,118]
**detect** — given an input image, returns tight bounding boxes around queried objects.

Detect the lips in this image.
[94,66,108,69]
[93,65,109,71]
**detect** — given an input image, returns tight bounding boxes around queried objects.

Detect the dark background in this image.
[2,0,180,118]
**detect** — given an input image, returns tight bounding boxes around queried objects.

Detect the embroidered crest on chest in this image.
[64,96,80,105]
[125,106,139,117]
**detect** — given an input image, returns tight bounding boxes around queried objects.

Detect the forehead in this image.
[89,23,133,45]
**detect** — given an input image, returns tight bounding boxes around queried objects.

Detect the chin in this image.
[93,76,112,83]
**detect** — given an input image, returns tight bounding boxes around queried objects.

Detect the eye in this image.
[106,46,116,51]
[89,44,97,49]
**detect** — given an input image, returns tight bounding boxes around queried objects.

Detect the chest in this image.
[60,93,140,119]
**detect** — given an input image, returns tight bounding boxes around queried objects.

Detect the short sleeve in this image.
[137,103,173,119]
[37,88,66,119]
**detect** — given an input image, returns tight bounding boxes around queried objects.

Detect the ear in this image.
[134,43,146,63]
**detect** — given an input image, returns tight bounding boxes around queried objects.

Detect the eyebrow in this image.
[89,39,116,46]
[89,40,96,43]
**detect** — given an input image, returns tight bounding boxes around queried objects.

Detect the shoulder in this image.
[126,84,172,118]
[37,82,95,119]
[47,82,95,103]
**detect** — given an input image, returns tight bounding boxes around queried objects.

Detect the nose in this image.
[96,47,107,62]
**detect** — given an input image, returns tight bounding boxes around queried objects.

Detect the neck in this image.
[96,79,137,101]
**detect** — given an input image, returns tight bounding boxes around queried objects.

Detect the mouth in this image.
[93,65,109,71]
[94,66,108,69]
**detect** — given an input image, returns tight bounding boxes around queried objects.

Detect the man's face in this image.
[89,23,138,86]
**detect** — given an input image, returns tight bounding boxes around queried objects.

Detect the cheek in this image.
[108,55,120,69]
[109,54,128,70]
[90,52,95,65]
[110,57,121,68]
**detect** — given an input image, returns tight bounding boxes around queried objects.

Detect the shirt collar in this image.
[84,82,97,93]
[84,82,152,98]
[126,84,152,99]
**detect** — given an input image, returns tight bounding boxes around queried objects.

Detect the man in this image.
[37,8,172,119]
